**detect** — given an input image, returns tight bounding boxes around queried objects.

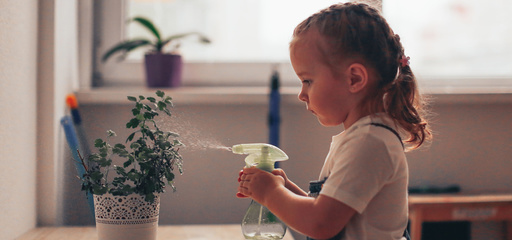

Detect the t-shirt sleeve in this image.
[319,134,394,214]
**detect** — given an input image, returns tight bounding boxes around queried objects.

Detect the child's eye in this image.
[302,80,311,85]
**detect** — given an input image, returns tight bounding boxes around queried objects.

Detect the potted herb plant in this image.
[102,17,211,88]
[79,90,183,240]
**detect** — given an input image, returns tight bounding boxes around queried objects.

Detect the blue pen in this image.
[60,115,95,217]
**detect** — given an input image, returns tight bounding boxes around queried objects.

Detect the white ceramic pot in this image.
[94,193,160,240]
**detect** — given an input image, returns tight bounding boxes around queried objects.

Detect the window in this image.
[95,0,342,87]
[94,0,512,89]
[383,0,512,79]
[125,0,341,63]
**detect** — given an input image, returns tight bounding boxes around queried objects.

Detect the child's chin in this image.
[317,118,343,127]
[317,119,334,127]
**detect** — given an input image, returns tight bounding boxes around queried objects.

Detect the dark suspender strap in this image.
[369,123,404,150]
[370,123,410,240]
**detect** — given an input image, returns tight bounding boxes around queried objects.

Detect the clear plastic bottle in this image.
[242,200,287,240]
[232,143,289,240]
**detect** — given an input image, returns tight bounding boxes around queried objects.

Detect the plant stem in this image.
[77,150,88,172]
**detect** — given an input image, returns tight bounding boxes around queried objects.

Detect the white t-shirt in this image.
[318,114,409,240]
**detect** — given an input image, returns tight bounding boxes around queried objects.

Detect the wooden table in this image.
[17,224,295,240]
[409,192,512,240]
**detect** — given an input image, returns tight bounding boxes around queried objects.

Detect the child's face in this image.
[290,31,355,127]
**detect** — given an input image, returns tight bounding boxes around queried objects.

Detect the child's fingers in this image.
[237,179,250,198]
[271,168,284,176]
[238,170,250,198]
[238,170,243,182]
[236,192,249,198]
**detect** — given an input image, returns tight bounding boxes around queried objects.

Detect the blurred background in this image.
[1,0,511,240]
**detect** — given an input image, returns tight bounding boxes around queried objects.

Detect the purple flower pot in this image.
[144,53,183,88]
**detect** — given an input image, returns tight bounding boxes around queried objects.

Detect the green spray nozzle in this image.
[232,143,288,172]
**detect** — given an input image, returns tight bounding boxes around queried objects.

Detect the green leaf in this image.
[131,17,161,42]
[115,166,126,174]
[143,111,155,120]
[126,132,136,142]
[98,158,112,167]
[136,102,143,110]
[144,184,156,194]
[130,142,141,149]
[126,118,140,128]
[127,96,137,102]
[145,192,155,203]
[121,185,134,194]
[160,141,171,149]
[167,131,180,138]
[88,154,100,162]
[114,143,126,149]
[157,101,166,110]
[127,172,140,181]
[161,32,211,50]
[94,139,105,148]
[90,171,103,181]
[173,139,184,146]
[146,130,155,141]
[123,160,132,168]
[102,39,152,62]
[156,90,164,98]
[139,95,145,100]
[147,97,156,103]
[112,177,125,186]
[93,185,108,195]
[112,148,123,155]
[165,172,175,181]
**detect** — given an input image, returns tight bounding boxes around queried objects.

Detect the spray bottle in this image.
[232,143,288,240]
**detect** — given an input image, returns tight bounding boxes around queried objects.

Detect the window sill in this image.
[76,86,512,105]
[76,86,299,105]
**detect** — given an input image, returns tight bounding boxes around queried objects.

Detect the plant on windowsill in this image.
[79,90,183,240]
[101,17,211,88]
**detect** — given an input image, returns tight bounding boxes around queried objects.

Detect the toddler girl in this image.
[238,2,431,240]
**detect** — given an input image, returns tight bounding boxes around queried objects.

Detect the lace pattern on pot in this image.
[94,193,160,225]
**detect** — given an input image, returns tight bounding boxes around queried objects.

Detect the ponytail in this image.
[385,63,431,150]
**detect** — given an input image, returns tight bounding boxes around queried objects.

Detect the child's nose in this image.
[298,89,308,102]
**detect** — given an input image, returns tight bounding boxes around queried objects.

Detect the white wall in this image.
[37,0,80,226]
[0,0,38,239]
[0,1,80,237]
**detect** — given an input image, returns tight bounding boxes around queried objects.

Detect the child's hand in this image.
[236,168,287,198]
[237,167,285,205]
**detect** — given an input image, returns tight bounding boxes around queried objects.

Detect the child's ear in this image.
[346,63,368,93]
